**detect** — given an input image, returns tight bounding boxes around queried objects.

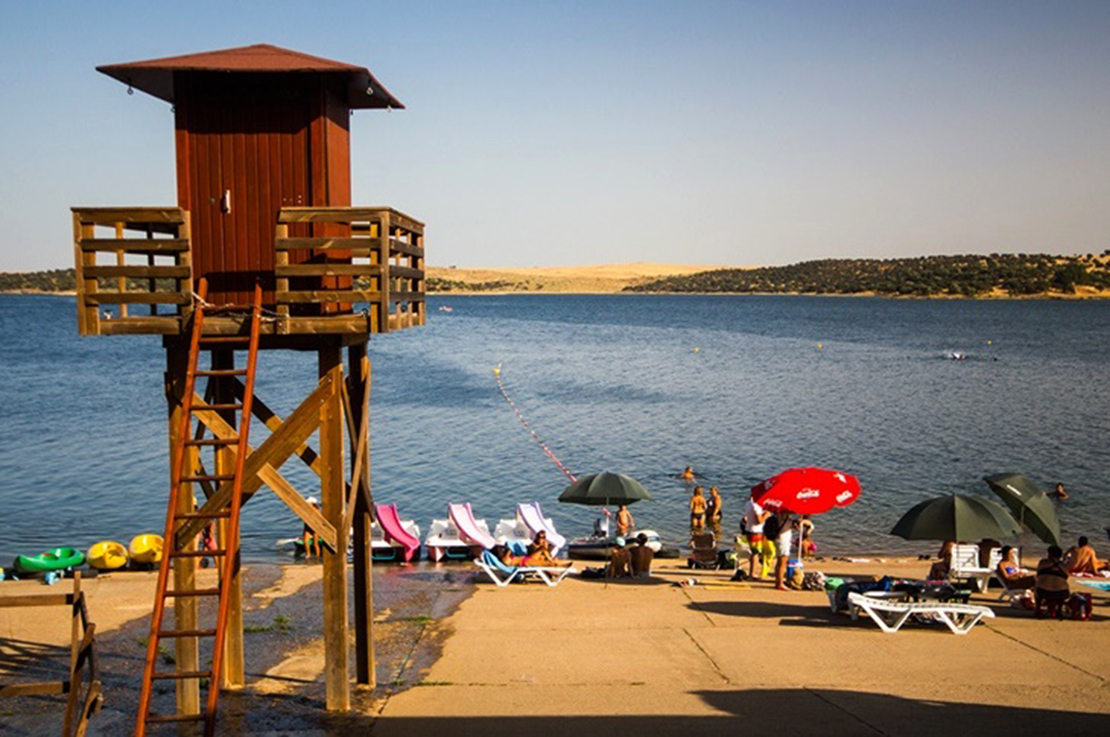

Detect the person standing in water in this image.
[707,486,723,525]
[681,466,696,482]
[689,486,708,529]
[616,504,635,537]
[1051,482,1069,501]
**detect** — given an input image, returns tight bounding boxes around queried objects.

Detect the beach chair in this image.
[949,544,1000,592]
[687,531,719,569]
[474,549,575,587]
[847,592,995,635]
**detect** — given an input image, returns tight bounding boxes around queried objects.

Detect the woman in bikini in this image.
[707,486,723,525]
[689,486,708,529]
[997,545,1036,590]
[1034,546,1070,615]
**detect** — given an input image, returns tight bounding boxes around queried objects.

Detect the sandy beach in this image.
[427,263,732,293]
[2,555,1107,735]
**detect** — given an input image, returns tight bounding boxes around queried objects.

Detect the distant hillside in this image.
[6,255,1110,298]
[625,254,1110,297]
[0,268,76,292]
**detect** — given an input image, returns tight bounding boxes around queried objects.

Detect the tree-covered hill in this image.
[0,268,77,292]
[625,254,1110,297]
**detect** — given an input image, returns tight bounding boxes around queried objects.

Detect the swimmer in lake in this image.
[681,466,696,482]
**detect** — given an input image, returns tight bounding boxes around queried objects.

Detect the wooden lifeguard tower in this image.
[70,44,424,734]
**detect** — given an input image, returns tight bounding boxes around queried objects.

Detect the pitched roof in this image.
[97,43,403,109]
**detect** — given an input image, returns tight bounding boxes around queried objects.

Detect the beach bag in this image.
[763,514,782,541]
[1067,592,1093,621]
[802,571,827,591]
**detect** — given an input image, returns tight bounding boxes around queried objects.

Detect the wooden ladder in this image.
[136,279,263,736]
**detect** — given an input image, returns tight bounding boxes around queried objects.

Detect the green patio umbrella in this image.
[890,494,1021,542]
[557,472,654,506]
[983,473,1062,547]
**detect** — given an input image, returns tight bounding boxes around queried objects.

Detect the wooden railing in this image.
[72,208,192,336]
[0,573,103,736]
[275,207,425,334]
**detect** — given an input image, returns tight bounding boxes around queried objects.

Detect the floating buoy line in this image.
[493,364,577,482]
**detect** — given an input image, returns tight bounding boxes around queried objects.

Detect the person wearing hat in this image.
[302,496,322,558]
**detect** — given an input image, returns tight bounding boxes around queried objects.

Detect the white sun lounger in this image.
[475,550,575,587]
[949,544,1002,593]
[847,592,995,635]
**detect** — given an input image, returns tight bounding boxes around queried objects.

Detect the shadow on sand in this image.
[358,687,1106,737]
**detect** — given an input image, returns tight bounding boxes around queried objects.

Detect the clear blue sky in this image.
[2,0,1108,271]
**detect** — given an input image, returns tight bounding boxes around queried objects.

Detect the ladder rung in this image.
[170,549,227,558]
[191,403,243,412]
[165,588,221,597]
[184,438,239,447]
[152,670,210,681]
[159,629,217,639]
[176,510,231,520]
[145,712,206,723]
[199,335,249,344]
[194,369,248,377]
[180,473,235,482]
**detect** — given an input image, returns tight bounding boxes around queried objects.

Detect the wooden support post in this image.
[213,349,245,689]
[319,342,349,710]
[275,223,290,334]
[165,338,201,715]
[61,572,82,735]
[114,223,129,318]
[348,343,375,687]
[378,213,391,334]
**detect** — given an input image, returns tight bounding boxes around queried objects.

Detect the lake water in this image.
[1,293,1107,563]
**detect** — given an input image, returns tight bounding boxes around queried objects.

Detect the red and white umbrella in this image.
[751,467,861,561]
[751,467,861,514]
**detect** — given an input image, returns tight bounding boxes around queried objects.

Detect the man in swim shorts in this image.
[742,498,771,579]
[1064,536,1107,574]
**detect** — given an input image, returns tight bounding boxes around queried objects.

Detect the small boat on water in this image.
[495,502,567,557]
[567,529,680,561]
[425,503,495,561]
[129,534,164,565]
[88,541,129,570]
[14,547,86,574]
[371,503,421,562]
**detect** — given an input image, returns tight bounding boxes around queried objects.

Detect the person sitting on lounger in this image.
[928,541,955,581]
[1035,546,1070,609]
[997,545,1036,590]
[495,543,557,568]
[1063,536,1107,574]
[521,530,552,559]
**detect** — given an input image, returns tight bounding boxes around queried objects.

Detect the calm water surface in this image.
[1,293,1107,562]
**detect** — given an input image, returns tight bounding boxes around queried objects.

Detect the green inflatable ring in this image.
[14,547,86,573]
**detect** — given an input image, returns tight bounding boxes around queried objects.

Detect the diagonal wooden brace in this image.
[175,373,337,550]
